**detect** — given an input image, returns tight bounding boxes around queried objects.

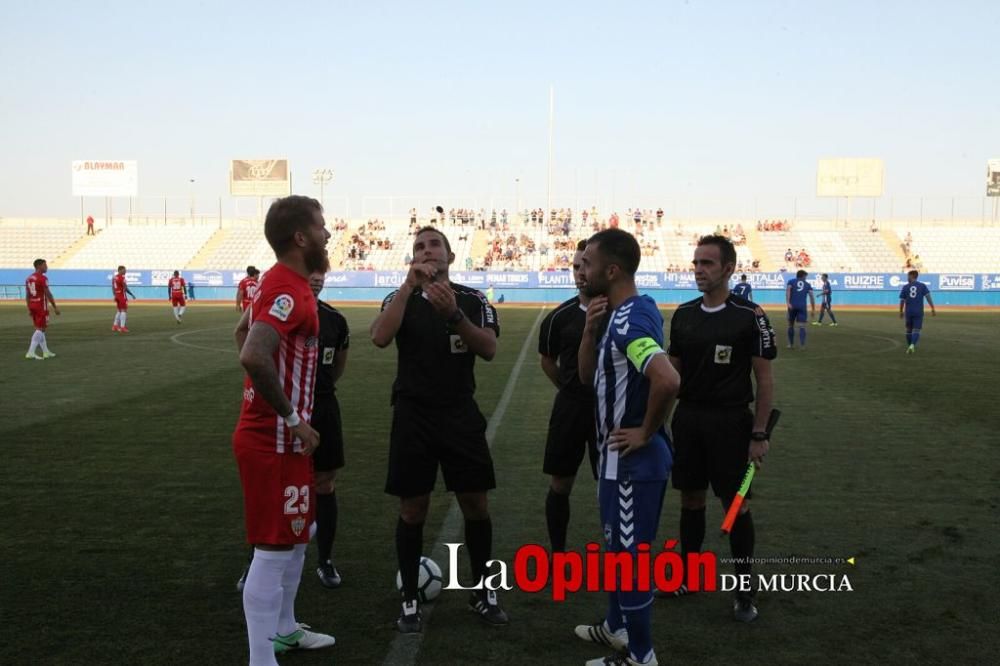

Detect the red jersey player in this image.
[167,270,187,323]
[111,265,136,333]
[237,265,259,312]
[232,195,334,662]
[25,258,60,359]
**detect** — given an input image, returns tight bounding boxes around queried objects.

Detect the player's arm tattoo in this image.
[234,307,251,352]
[240,321,293,417]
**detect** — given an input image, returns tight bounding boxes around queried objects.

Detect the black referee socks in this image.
[316,491,338,565]
[396,517,424,602]
[679,506,707,558]
[546,489,571,552]
[465,517,493,586]
[729,510,755,580]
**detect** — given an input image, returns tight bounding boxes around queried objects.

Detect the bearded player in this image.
[233,195,335,664]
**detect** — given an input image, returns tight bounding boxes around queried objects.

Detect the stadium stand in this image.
[62,224,216,269]
[187,226,274,270]
[757,228,867,272]
[2,218,998,274]
[0,220,85,269]
[662,225,756,272]
[898,226,1000,273]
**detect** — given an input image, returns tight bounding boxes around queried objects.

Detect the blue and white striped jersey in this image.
[594,295,672,482]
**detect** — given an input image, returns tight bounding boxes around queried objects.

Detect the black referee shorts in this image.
[311,395,345,472]
[385,396,496,498]
[670,402,753,500]
[543,391,597,480]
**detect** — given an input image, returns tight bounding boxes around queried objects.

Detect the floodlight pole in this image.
[546,86,554,223]
[515,178,520,219]
[312,168,335,208]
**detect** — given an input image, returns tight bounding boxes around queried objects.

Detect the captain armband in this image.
[625,337,665,372]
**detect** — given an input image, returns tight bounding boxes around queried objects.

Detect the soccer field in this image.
[1,302,997,665]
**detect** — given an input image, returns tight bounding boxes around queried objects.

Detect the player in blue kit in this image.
[899,270,936,354]
[573,228,681,666]
[785,269,815,349]
[813,273,838,326]
[731,274,752,300]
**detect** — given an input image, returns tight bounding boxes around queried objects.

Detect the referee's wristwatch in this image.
[750,431,769,441]
[446,308,466,326]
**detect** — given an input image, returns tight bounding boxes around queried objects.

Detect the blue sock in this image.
[817,313,824,323]
[606,591,624,632]
[623,604,653,664]
[799,327,806,345]
[906,332,912,345]
[787,327,794,345]
[912,331,920,345]
[829,311,837,323]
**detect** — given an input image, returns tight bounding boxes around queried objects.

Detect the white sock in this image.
[120,312,127,327]
[243,548,291,666]
[27,330,41,355]
[179,306,185,316]
[39,332,50,353]
[277,543,307,636]
[173,306,179,319]
[113,313,120,327]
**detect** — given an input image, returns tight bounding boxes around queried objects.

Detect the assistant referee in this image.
[308,272,350,589]
[538,240,597,553]
[666,234,776,623]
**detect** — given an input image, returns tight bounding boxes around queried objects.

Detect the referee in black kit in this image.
[665,234,776,623]
[370,225,507,633]
[307,271,350,589]
[538,240,597,552]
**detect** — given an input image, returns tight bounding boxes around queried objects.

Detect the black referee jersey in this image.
[380,281,500,406]
[668,294,777,407]
[538,295,592,401]
[315,300,350,397]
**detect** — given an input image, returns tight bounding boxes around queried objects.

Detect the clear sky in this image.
[1,0,997,219]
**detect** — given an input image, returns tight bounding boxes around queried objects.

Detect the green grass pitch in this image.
[1,302,997,664]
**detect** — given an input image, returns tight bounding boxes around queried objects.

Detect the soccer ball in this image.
[396,556,443,603]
